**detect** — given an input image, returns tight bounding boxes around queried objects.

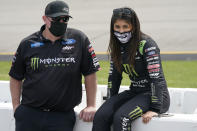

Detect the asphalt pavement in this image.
[0,0,197,60]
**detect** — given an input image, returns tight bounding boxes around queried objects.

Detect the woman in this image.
[92,7,170,131]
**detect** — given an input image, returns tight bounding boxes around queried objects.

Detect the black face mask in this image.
[49,21,67,37]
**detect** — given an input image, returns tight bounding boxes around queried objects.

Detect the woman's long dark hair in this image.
[108,7,142,72]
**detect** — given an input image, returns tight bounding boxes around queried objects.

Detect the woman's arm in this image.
[107,60,123,97]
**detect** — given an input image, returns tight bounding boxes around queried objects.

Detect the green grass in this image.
[162,61,197,88]
[97,61,197,88]
[0,61,12,80]
[96,61,131,86]
[1,61,197,88]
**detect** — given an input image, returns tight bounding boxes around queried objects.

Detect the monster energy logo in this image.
[108,81,112,88]
[31,57,39,70]
[139,40,146,55]
[123,64,138,77]
[152,96,159,103]
[151,83,159,103]
[121,117,131,131]
[30,57,76,70]
[128,106,143,120]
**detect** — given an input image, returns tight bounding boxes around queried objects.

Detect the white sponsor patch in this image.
[146,56,159,62]
[147,51,156,56]
[135,56,141,60]
[148,61,159,65]
[149,73,159,77]
[62,46,74,51]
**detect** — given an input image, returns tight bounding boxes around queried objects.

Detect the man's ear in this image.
[42,16,50,27]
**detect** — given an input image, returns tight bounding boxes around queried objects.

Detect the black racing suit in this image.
[92,35,170,131]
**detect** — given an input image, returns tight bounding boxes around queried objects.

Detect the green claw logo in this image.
[31,57,39,70]
[123,64,138,77]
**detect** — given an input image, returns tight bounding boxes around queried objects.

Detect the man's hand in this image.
[79,106,97,122]
[13,104,20,113]
[142,111,158,124]
[82,73,97,122]
[10,77,22,114]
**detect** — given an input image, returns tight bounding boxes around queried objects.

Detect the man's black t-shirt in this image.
[9,25,100,111]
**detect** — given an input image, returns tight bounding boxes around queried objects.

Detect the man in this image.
[9,1,100,131]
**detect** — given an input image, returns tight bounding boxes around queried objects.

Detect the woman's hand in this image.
[142,111,158,124]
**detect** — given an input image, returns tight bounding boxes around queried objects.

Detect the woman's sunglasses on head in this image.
[113,8,133,17]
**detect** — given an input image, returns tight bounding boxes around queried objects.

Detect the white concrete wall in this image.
[0,81,11,103]
[167,88,197,114]
[1,81,197,131]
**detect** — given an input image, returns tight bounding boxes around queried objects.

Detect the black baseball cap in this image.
[45,0,72,18]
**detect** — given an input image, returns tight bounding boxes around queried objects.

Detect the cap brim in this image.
[47,12,72,18]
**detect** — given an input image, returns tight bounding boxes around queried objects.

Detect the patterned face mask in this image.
[114,31,132,44]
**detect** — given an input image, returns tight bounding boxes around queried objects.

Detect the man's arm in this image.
[10,77,22,112]
[79,72,97,122]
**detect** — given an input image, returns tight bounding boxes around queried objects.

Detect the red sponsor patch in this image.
[88,47,94,53]
[146,54,158,59]
[88,44,96,58]
[91,53,96,57]
[148,68,160,73]
[147,64,160,69]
